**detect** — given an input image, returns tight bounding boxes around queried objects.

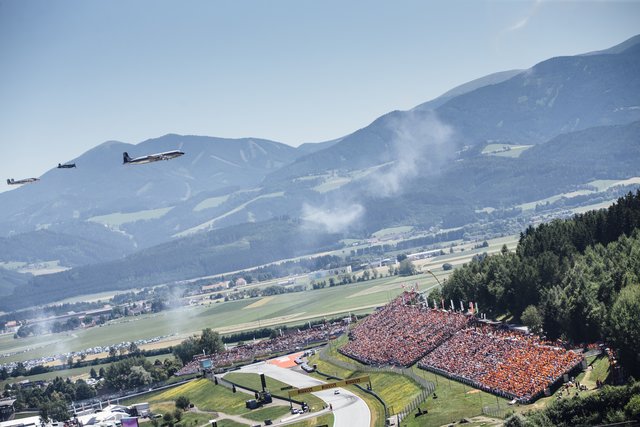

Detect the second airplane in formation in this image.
[7,178,39,185]
[123,150,184,165]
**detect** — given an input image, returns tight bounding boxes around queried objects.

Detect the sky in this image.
[1,0,639,193]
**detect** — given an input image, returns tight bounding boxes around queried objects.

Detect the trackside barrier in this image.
[396,388,432,423]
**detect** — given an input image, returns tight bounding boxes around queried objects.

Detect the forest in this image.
[442,190,640,376]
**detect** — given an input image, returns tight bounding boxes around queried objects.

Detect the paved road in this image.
[235,361,371,427]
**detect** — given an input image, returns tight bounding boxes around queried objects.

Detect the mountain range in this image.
[1,35,639,310]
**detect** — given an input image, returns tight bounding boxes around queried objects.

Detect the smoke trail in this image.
[367,111,455,197]
[301,202,365,233]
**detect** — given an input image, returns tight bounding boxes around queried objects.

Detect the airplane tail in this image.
[123,152,132,164]
[6,179,11,185]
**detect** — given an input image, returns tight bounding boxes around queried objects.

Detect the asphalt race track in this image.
[236,361,371,427]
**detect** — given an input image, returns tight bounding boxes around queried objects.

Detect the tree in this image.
[127,366,152,388]
[398,259,416,276]
[11,362,27,377]
[521,305,543,335]
[503,413,527,427]
[173,409,183,422]
[90,367,98,379]
[39,394,70,423]
[175,396,190,411]
[607,284,640,376]
[129,342,140,356]
[200,328,223,356]
[625,394,640,421]
[428,288,443,306]
[75,380,96,400]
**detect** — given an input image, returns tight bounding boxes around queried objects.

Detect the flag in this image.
[460,300,464,311]
[433,299,437,309]
[469,301,474,314]
[441,299,445,310]
[450,300,455,311]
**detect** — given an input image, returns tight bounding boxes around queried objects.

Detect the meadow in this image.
[0,234,518,371]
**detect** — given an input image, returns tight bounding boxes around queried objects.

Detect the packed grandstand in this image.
[176,322,346,376]
[339,291,584,402]
[178,290,584,403]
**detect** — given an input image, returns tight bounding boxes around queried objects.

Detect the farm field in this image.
[482,143,532,158]
[88,207,174,226]
[0,234,519,367]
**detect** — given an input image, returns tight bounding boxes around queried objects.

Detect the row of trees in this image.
[441,191,640,375]
[6,376,95,414]
[505,380,640,426]
[173,328,224,364]
[103,356,182,390]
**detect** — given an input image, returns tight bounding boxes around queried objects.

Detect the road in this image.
[234,361,371,427]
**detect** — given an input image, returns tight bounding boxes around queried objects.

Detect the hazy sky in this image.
[1,0,639,192]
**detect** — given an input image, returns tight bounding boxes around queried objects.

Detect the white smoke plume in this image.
[301,202,365,233]
[367,111,455,197]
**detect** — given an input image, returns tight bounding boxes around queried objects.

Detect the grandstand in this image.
[339,291,584,403]
[175,322,346,376]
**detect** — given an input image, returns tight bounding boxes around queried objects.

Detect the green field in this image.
[0,275,434,364]
[223,372,325,412]
[587,176,640,192]
[0,234,522,368]
[312,176,352,193]
[372,226,414,238]
[482,143,532,158]
[175,192,285,237]
[88,207,174,226]
[124,377,291,426]
[193,195,230,212]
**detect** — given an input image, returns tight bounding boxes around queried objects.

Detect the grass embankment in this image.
[285,413,334,426]
[223,372,325,413]
[403,366,510,427]
[123,377,288,427]
[214,420,247,427]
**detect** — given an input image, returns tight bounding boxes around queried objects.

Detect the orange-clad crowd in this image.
[337,291,582,401]
[339,291,471,366]
[418,325,583,401]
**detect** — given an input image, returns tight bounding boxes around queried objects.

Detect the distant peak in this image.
[581,34,640,56]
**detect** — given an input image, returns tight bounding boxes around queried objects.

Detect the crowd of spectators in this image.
[418,324,584,401]
[175,323,346,375]
[339,291,471,367]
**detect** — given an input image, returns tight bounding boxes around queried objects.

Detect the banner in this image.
[288,376,371,396]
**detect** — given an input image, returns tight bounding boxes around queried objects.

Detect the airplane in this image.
[123,150,184,165]
[57,162,76,169]
[7,178,39,185]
